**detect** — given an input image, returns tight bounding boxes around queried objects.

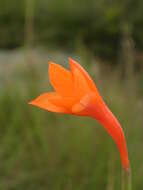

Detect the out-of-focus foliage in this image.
[0,0,143,189]
[0,0,25,48]
[0,0,143,58]
[0,50,143,189]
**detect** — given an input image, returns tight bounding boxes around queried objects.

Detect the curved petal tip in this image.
[29,93,70,113]
[48,61,74,96]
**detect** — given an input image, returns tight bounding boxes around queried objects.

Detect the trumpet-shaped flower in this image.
[29,58,130,171]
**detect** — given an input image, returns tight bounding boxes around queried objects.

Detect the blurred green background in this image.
[0,0,143,189]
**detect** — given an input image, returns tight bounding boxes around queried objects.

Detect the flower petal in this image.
[69,58,92,99]
[48,93,76,109]
[29,92,70,113]
[49,61,74,97]
[72,94,94,116]
[69,58,99,93]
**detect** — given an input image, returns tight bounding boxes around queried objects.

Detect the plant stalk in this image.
[122,168,131,190]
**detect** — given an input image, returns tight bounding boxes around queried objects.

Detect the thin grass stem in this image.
[122,168,132,190]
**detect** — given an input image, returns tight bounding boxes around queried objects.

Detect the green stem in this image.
[122,168,132,190]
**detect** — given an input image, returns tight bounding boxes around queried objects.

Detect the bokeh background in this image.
[0,0,143,189]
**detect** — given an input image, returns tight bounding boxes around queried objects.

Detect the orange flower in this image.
[29,58,130,170]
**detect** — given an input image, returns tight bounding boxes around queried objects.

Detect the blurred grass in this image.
[0,0,143,189]
[0,49,143,189]
[1,0,143,61]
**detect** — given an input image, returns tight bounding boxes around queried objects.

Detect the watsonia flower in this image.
[29,58,130,171]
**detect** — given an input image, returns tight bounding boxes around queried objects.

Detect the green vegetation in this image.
[0,0,143,189]
[0,52,143,189]
[0,0,143,59]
